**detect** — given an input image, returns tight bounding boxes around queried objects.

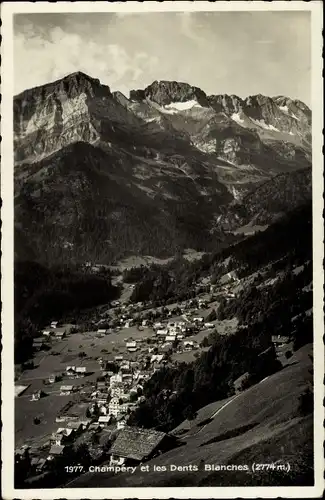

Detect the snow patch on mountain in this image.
[279,105,289,114]
[230,186,242,201]
[290,112,300,121]
[251,118,280,132]
[231,113,245,125]
[165,100,202,112]
[278,105,300,122]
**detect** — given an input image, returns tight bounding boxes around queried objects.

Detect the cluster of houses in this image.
[42,321,68,339]
[95,293,215,333]
[16,423,181,480]
[55,358,148,427]
[32,322,71,352]
[152,317,213,351]
[21,356,153,473]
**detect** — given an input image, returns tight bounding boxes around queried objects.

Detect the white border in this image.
[1,2,324,499]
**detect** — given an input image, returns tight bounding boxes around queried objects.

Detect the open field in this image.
[69,343,313,487]
[112,255,174,271]
[171,348,208,363]
[111,249,206,271]
[15,394,76,447]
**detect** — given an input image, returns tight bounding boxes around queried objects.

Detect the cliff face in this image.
[14,72,144,163]
[14,73,108,162]
[130,80,210,107]
[14,72,312,265]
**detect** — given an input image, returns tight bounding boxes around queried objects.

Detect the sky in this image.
[13,11,311,105]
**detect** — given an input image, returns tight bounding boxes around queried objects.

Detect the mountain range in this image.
[14,72,312,265]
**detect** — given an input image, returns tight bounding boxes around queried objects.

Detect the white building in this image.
[31,391,41,401]
[117,419,126,430]
[98,415,111,426]
[127,346,137,353]
[156,329,168,336]
[108,397,120,417]
[60,385,74,395]
[150,354,164,364]
[75,366,87,376]
[110,373,123,386]
[111,385,124,398]
[126,341,137,350]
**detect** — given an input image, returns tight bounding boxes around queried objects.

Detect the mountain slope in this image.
[14,73,312,265]
[217,166,312,231]
[67,203,313,487]
[68,344,313,487]
[14,141,233,265]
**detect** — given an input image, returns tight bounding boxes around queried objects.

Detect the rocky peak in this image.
[130,80,209,107]
[208,94,244,114]
[112,91,130,108]
[15,72,111,111]
[14,72,113,163]
[245,94,276,111]
[273,96,311,124]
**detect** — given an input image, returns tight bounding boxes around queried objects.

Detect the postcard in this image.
[1,1,324,498]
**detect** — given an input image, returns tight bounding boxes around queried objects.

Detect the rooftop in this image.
[272,335,290,343]
[49,445,65,455]
[110,426,166,461]
[233,372,250,385]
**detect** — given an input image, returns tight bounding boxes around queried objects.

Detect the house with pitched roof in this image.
[109,426,178,465]
[48,445,65,459]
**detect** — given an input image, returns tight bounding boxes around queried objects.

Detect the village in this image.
[14,268,293,486]
[14,269,243,482]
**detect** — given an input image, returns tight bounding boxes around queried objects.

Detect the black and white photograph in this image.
[1,2,324,498]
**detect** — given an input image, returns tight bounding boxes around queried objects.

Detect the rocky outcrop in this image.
[208,94,244,115]
[130,80,210,107]
[14,72,112,162]
[112,91,131,108]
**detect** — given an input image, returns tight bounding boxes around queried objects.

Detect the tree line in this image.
[15,261,119,363]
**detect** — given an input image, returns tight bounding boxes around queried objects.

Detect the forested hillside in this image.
[128,203,313,431]
[14,262,118,363]
[128,202,312,305]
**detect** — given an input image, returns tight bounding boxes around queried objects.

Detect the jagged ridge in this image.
[14,72,312,265]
